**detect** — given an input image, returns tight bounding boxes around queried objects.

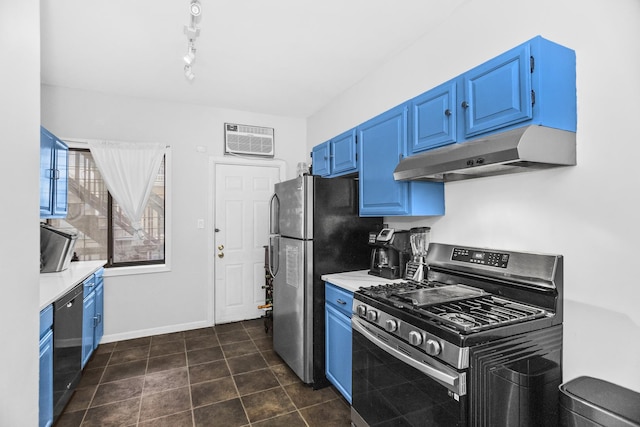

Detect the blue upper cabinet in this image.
[408,36,575,156]
[410,80,458,154]
[462,36,576,139]
[463,42,533,138]
[311,128,358,177]
[40,127,68,218]
[330,129,358,176]
[311,141,331,176]
[358,104,444,217]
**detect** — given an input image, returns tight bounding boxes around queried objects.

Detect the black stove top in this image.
[353,243,563,348]
[357,281,549,334]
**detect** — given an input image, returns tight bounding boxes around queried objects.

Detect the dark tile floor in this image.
[55,319,351,426]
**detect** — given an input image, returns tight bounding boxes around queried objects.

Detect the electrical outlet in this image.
[197,219,205,229]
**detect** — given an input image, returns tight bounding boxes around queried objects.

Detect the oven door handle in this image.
[352,317,466,396]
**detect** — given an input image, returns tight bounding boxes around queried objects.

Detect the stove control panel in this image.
[352,301,469,369]
[451,247,509,268]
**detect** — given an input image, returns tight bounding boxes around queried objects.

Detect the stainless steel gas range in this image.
[351,243,564,427]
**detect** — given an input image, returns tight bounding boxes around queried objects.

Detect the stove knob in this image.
[356,305,367,317]
[366,310,378,322]
[425,339,441,356]
[408,331,423,346]
[384,319,398,332]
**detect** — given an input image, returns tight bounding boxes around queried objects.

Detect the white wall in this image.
[307,0,640,392]
[0,1,40,424]
[41,85,306,340]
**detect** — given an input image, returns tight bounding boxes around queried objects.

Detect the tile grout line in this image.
[80,348,113,426]
[134,340,151,426]
[182,331,197,427]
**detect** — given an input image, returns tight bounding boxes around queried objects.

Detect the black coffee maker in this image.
[368,228,411,279]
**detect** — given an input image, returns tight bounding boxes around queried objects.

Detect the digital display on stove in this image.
[452,248,510,268]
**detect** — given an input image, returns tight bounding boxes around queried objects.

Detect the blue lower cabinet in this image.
[325,283,354,403]
[81,290,96,368]
[94,280,104,350]
[39,305,54,427]
[81,268,105,367]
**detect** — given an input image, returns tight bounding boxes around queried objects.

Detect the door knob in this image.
[218,244,224,250]
[217,252,224,258]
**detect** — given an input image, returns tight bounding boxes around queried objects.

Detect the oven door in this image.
[352,317,467,427]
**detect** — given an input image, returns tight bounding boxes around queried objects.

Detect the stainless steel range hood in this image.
[394,125,576,182]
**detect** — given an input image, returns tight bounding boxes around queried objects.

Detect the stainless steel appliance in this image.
[53,284,83,422]
[368,228,410,280]
[393,125,576,182]
[268,176,381,387]
[40,223,77,273]
[352,243,564,426]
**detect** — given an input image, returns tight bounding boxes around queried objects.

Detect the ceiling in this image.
[41,0,466,118]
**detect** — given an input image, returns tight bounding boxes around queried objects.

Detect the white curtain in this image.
[88,141,165,240]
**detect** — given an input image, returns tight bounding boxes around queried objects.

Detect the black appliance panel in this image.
[53,284,83,422]
[352,325,467,426]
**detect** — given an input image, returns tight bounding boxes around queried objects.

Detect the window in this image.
[49,148,166,267]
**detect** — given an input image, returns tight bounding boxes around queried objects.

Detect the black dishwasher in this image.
[53,284,83,421]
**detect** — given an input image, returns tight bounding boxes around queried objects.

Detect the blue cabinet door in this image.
[39,328,54,427]
[52,139,68,217]
[39,305,54,427]
[330,128,358,176]
[40,128,55,216]
[40,127,68,218]
[81,290,96,368]
[94,281,104,350]
[411,80,457,153]
[325,303,352,403]
[358,105,411,216]
[463,43,533,138]
[359,105,444,216]
[311,141,331,176]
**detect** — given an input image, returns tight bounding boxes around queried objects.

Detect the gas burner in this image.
[359,280,430,300]
[439,312,478,328]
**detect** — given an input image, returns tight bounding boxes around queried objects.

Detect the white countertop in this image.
[321,270,404,293]
[40,260,106,310]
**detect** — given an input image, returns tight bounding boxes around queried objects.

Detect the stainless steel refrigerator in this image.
[268,176,381,388]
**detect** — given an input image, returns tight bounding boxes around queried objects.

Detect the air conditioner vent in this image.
[224,123,274,157]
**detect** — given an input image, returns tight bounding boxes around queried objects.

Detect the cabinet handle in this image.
[54,169,60,180]
[444,109,451,116]
[461,101,469,109]
[336,299,347,305]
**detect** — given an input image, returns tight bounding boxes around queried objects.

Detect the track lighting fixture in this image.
[183,0,202,81]
[183,44,196,66]
[190,1,202,17]
[184,65,195,80]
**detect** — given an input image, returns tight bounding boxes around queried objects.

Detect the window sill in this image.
[103,263,171,277]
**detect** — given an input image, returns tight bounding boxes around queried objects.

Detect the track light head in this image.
[184,65,195,81]
[183,46,196,66]
[189,1,202,17]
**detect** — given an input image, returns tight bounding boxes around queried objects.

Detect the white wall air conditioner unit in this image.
[224,123,274,157]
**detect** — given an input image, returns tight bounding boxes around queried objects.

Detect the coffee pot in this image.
[368,228,410,279]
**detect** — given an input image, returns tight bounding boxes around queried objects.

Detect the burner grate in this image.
[419,295,549,333]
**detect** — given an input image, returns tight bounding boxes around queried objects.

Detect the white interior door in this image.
[213,161,282,324]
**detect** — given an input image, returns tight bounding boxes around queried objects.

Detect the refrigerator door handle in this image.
[267,235,279,277]
[267,236,280,277]
[269,193,280,235]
